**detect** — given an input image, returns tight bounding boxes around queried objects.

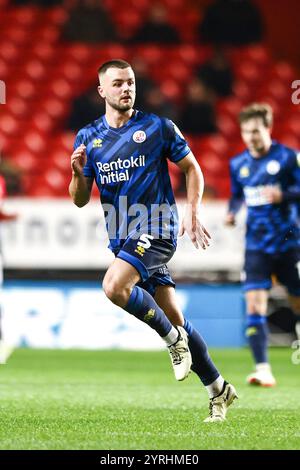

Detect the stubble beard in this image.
[106,95,135,112]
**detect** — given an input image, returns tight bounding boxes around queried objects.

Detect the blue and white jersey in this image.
[74,110,190,252]
[229,141,300,253]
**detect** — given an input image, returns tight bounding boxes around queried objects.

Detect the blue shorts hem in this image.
[117,251,149,282]
[243,281,272,292]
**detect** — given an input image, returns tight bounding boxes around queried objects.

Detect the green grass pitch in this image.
[0,348,299,450]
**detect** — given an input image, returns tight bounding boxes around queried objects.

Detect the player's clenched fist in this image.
[71,144,87,176]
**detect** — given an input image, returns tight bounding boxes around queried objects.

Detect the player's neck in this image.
[105,108,135,128]
[250,141,272,158]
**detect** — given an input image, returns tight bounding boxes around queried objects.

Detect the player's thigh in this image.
[243,250,272,292]
[117,236,176,283]
[103,258,141,292]
[154,286,184,326]
[275,249,300,307]
[245,289,269,315]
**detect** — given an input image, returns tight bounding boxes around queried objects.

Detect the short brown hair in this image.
[239,103,273,128]
[98,59,132,78]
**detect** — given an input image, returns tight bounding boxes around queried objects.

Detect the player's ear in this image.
[98,85,105,99]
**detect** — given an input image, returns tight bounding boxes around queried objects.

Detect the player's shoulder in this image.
[229,148,248,169]
[137,110,181,138]
[274,141,298,160]
[136,109,165,126]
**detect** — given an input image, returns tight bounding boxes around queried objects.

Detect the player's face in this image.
[98,67,136,112]
[240,118,272,156]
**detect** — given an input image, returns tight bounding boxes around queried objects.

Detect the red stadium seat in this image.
[0,114,20,136]
[168,162,183,192]
[29,112,55,134]
[10,79,37,100]
[42,7,68,26]
[215,178,231,199]
[2,26,29,46]
[23,131,47,154]
[136,45,164,65]
[271,62,295,82]
[29,25,60,43]
[9,149,37,173]
[0,133,11,153]
[56,62,82,82]
[233,80,253,104]
[198,151,224,177]
[31,42,57,63]
[6,97,29,119]
[29,169,69,197]
[66,44,94,64]
[241,45,271,68]
[9,6,40,27]
[160,79,181,101]
[41,98,69,120]
[114,10,142,34]
[0,58,10,80]
[54,132,76,152]
[197,135,229,156]
[217,114,239,139]
[51,149,72,173]
[275,133,300,149]
[100,44,128,60]
[0,41,20,63]
[217,97,243,119]
[23,60,47,81]
[161,0,186,8]
[48,78,74,99]
[282,117,300,136]
[235,61,261,85]
[258,79,290,104]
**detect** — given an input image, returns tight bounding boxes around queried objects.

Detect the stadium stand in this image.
[0,0,299,199]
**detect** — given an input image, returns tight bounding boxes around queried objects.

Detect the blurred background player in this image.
[69,59,237,422]
[225,103,300,387]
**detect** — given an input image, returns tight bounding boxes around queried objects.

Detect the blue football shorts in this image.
[243,248,300,295]
[115,235,176,296]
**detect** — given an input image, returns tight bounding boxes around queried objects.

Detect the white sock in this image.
[256,362,271,371]
[163,326,179,346]
[295,321,300,340]
[205,375,225,398]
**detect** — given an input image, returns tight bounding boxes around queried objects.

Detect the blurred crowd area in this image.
[0,0,299,199]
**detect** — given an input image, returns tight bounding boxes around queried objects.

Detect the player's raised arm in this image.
[176,152,211,250]
[69,144,93,207]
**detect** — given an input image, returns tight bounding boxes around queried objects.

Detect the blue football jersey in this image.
[229,141,300,253]
[74,110,190,252]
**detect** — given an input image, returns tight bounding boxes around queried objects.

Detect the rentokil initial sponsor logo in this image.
[96,155,146,184]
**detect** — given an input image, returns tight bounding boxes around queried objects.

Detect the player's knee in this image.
[246,300,265,314]
[103,276,131,307]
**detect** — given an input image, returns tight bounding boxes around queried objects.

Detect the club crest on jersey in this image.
[133,130,146,143]
[266,160,280,175]
[239,166,249,178]
[297,153,300,167]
